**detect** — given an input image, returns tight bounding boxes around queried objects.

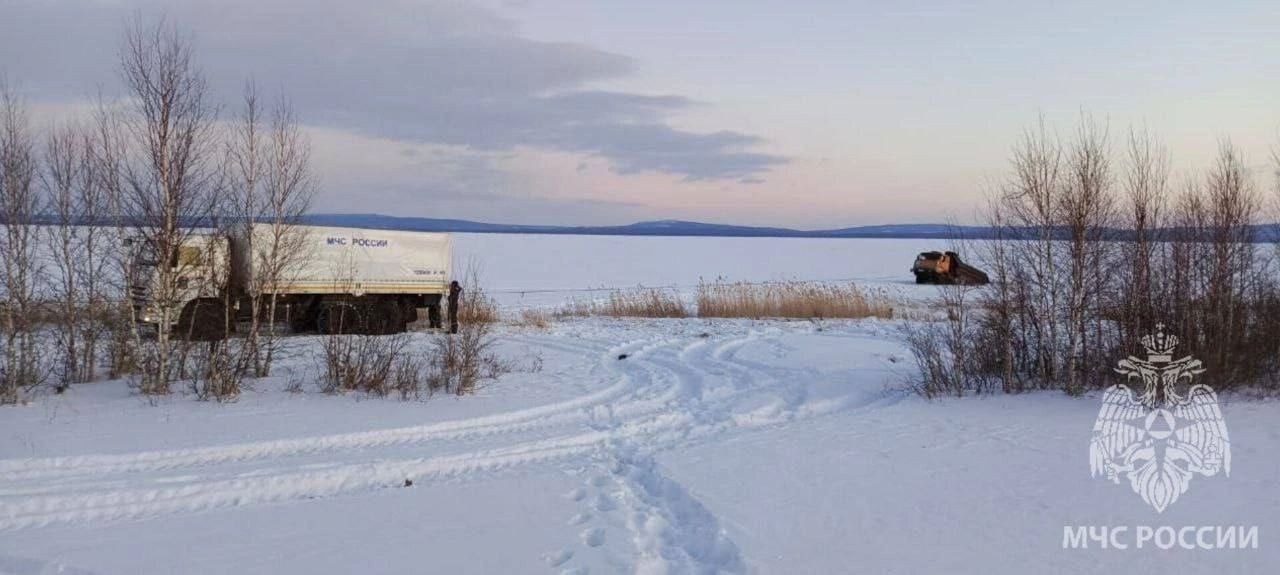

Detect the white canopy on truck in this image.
[240,224,452,296]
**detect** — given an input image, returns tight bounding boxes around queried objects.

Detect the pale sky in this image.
[3,0,1278,227]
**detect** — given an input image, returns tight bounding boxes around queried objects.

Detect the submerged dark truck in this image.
[910,251,989,285]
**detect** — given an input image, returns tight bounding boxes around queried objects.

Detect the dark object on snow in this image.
[698,332,711,338]
[403,478,413,487]
[617,353,629,360]
[447,280,463,334]
[910,251,989,285]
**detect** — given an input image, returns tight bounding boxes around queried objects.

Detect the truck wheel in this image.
[177,300,230,341]
[317,301,366,335]
[371,300,404,335]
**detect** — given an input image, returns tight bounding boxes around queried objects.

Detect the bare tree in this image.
[1198,142,1260,383]
[190,225,249,401]
[225,85,314,378]
[1161,143,1271,390]
[253,94,314,375]
[1117,127,1169,349]
[975,189,1018,392]
[87,96,138,379]
[225,81,266,371]
[76,120,113,383]
[117,18,220,394]
[0,80,44,403]
[42,122,91,386]
[1273,141,1280,233]
[1057,117,1115,394]
[1001,119,1064,388]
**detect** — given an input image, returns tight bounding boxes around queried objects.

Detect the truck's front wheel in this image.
[177,299,231,341]
[316,301,368,335]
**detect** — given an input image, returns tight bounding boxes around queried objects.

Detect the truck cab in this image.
[910,250,990,285]
[130,233,231,334]
[911,251,950,284]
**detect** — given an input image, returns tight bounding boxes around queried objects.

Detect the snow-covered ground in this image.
[2,235,1278,574]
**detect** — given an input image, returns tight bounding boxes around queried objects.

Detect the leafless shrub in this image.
[320,331,413,396]
[188,339,252,401]
[427,331,509,396]
[526,352,544,373]
[429,279,508,395]
[283,366,307,394]
[904,320,963,398]
[390,352,429,400]
[696,280,891,320]
[458,287,500,325]
[317,332,432,400]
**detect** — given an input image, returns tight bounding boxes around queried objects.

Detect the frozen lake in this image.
[453,233,948,308]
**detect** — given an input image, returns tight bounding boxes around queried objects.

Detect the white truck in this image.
[131,225,452,338]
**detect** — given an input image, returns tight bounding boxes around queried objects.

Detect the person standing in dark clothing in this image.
[447,280,463,334]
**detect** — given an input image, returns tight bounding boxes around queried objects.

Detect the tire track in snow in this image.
[0,337,627,484]
[0,334,700,529]
[0,336,696,531]
[0,431,613,530]
[1,325,906,535]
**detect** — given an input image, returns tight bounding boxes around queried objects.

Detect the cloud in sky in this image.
[0,0,784,183]
[6,0,1278,228]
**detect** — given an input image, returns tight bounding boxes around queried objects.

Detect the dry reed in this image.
[511,308,552,328]
[695,280,892,319]
[557,287,689,318]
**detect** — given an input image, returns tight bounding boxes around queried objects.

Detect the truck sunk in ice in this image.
[131,225,452,338]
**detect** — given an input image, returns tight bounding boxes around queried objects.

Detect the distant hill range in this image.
[302,214,994,239]
[302,213,1280,242]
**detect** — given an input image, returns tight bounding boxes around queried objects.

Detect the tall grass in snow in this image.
[696,280,893,320]
[558,288,689,318]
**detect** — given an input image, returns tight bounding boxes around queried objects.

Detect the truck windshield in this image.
[172,246,205,268]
